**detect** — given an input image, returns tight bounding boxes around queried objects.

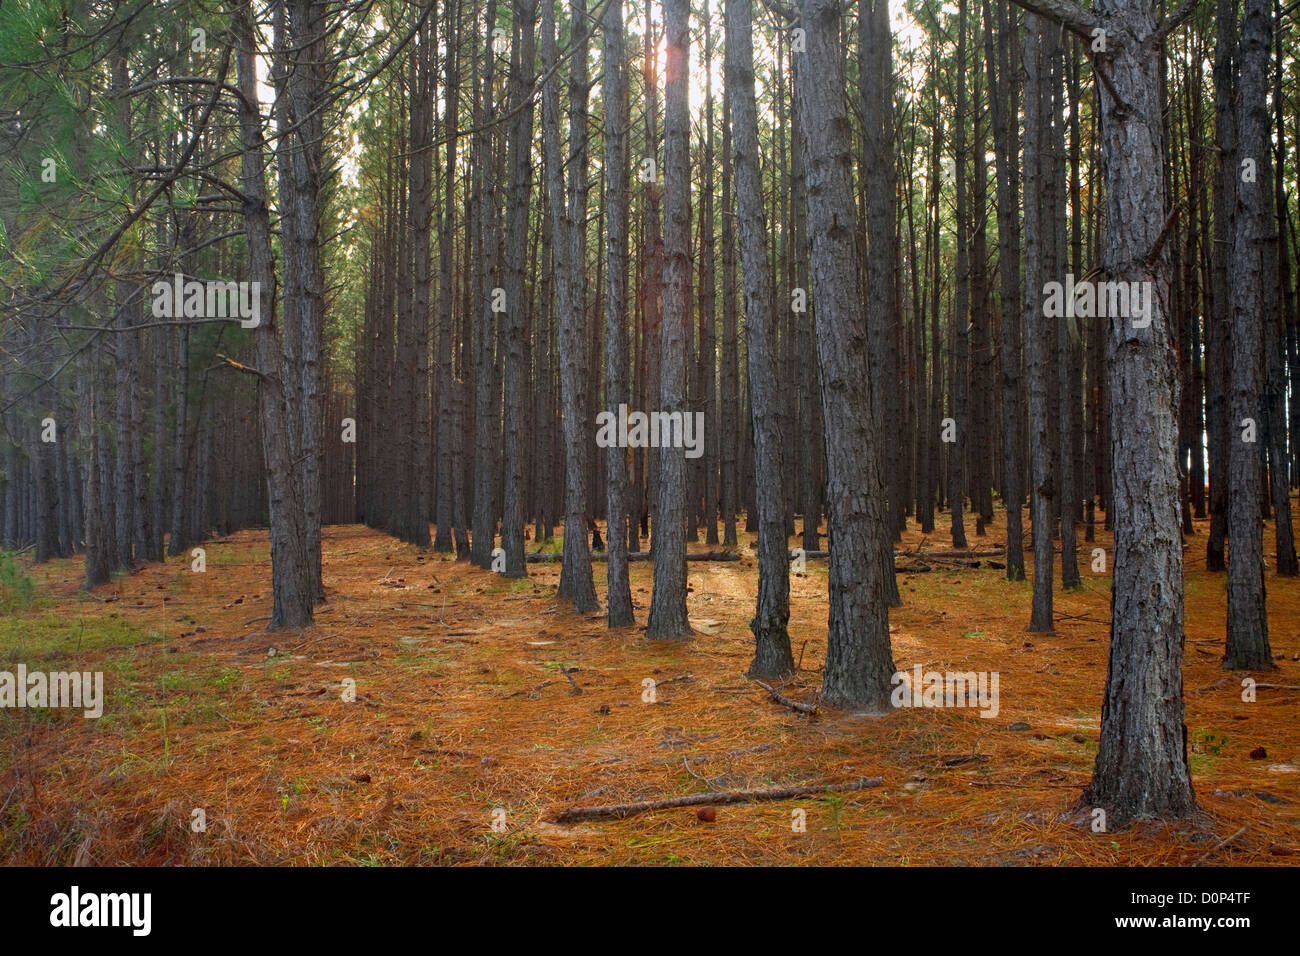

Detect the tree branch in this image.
[215,353,268,379]
[1155,0,1203,43]
[1005,0,1099,41]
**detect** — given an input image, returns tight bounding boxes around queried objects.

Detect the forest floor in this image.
[1,505,1298,866]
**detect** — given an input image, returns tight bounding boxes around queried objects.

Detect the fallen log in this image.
[554,776,884,823]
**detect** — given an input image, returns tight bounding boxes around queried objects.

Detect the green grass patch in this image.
[0,612,161,664]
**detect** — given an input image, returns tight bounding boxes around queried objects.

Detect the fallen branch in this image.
[899,546,1005,559]
[554,776,883,823]
[746,674,818,715]
[419,747,478,759]
[558,665,583,696]
[526,550,741,563]
[1194,824,1249,864]
[503,679,555,699]
[682,757,724,793]
[652,674,694,688]
[523,547,1001,564]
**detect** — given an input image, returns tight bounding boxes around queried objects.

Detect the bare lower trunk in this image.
[796,0,894,711]
[542,0,598,612]
[1224,0,1276,668]
[602,0,634,627]
[500,0,536,579]
[725,0,791,677]
[1024,18,1054,633]
[645,0,692,640]
[987,0,1024,581]
[234,0,313,630]
[1081,0,1196,824]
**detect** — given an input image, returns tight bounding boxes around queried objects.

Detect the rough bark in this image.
[234,0,313,629]
[500,0,537,579]
[725,0,791,677]
[1224,0,1276,668]
[987,0,1025,581]
[796,0,895,711]
[1024,17,1055,633]
[861,0,900,602]
[949,0,971,551]
[542,0,598,611]
[646,0,692,640]
[1206,0,1236,573]
[602,0,634,626]
[720,83,740,551]
[1080,0,1196,825]
[471,2,501,570]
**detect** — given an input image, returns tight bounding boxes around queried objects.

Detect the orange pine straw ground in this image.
[1,503,1297,865]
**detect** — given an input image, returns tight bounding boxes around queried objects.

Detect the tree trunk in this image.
[1024,17,1054,633]
[500,0,537,579]
[542,0,598,611]
[1224,0,1276,668]
[1080,0,1196,824]
[1206,0,1236,573]
[602,0,634,627]
[725,0,791,677]
[234,0,313,630]
[796,0,895,711]
[430,9,454,553]
[987,0,1025,581]
[720,82,740,550]
[471,2,501,570]
[949,0,970,551]
[646,0,692,640]
[861,0,899,603]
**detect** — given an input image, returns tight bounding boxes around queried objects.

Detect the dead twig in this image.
[745,673,818,715]
[682,757,724,793]
[503,679,556,699]
[1194,824,1249,864]
[653,674,694,688]
[558,665,583,696]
